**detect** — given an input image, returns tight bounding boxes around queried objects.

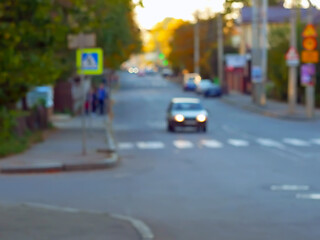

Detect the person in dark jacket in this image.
[97,83,107,115]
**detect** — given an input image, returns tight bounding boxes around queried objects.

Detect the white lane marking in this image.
[111,214,154,239]
[311,139,320,145]
[118,142,135,150]
[201,139,223,148]
[136,141,165,149]
[23,202,80,213]
[283,138,310,147]
[296,193,320,200]
[256,138,285,149]
[270,185,310,191]
[227,139,249,147]
[173,140,194,149]
[23,202,154,239]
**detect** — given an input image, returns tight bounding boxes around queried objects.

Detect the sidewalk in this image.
[0,204,141,240]
[0,114,118,174]
[221,92,320,121]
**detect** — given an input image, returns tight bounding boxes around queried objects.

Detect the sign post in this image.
[76,48,103,76]
[68,33,98,155]
[286,46,300,67]
[286,6,298,115]
[301,22,317,118]
[286,45,299,114]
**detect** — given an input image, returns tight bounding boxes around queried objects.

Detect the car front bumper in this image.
[169,119,206,127]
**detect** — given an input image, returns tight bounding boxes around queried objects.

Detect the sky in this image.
[134,0,320,30]
[134,0,224,29]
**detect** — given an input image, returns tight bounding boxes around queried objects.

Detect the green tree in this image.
[267,25,290,100]
[0,0,69,108]
[90,0,142,69]
[0,0,142,109]
[168,16,237,78]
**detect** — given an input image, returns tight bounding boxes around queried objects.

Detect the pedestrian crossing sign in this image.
[76,48,103,75]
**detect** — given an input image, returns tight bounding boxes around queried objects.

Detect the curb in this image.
[0,153,119,174]
[221,97,319,122]
[20,202,154,240]
[105,117,117,152]
[0,114,119,174]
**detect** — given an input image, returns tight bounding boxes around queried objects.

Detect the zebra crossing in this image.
[117,138,320,150]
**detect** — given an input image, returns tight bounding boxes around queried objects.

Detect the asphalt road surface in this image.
[1,72,320,240]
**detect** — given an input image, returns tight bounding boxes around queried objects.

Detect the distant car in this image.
[183,79,197,91]
[195,79,213,94]
[167,98,208,132]
[145,68,157,75]
[183,73,201,91]
[128,67,139,74]
[162,68,173,77]
[203,83,222,97]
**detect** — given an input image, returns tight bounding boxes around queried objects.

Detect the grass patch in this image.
[0,131,44,158]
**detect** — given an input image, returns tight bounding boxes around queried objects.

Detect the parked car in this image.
[203,83,222,97]
[162,68,173,77]
[195,79,213,94]
[166,97,208,132]
[183,79,197,91]
[183,73,201,91]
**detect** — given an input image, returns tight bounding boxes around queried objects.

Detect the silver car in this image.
[166,98,208,132]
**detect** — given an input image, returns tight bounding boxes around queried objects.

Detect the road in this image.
[1,72,320,240]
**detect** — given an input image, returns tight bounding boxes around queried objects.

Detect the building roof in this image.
[240,6,320,24]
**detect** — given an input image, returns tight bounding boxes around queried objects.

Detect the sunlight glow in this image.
[134,0,320,30]
[134,0,224,29]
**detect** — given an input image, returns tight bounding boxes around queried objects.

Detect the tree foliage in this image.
[0,0,141,108]
[168,16,237,78]
[92,0,142,69]
[267,24,290,99]
[144,18,186,56]
[0,0,68,108]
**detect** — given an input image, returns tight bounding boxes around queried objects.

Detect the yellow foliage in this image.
[143,18,186,58]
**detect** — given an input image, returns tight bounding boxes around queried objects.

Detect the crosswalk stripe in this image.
[136,141,165,149]
[227,139,249,147]
[256,138,285,149]
[296,193,320,200]
[311,139,320,145]
[283,138,310,147]
[118,137,317,151]
[173,140,194,149]
[118,142,135,150]
[201,139,223,148]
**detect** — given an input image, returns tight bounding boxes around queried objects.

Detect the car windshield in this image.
[172,102,203,111]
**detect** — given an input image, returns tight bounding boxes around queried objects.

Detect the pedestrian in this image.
[97,83,107,115]
[90,87,97,114]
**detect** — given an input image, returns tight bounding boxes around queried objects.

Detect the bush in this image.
[0,131,43,158]
[0,107,16,141]
[0,106,46,158]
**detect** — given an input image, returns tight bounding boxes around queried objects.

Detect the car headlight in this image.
[174,114,185,122]
[196,114,206,122]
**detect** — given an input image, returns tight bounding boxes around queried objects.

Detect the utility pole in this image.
[217,13,224,92]
[288,3,298,114]
[306,0,315,118]
[251,0,264,105]
[260,0,268,105]
[78,34,88,156]
[194,11,200,74]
